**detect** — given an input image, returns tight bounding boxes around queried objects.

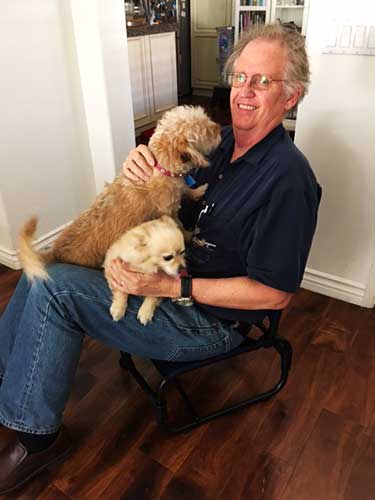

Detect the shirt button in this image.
[218,174,223,180]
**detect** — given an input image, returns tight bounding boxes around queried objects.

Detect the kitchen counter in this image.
[126,23,177,38]
[126,22,178,38]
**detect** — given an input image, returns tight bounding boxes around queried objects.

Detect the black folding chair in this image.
[119,309,292,433]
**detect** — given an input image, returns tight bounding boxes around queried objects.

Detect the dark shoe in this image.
[0,426,72,494]
[0,426,15,454]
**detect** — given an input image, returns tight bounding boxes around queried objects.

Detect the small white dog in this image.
[104,215,186,325]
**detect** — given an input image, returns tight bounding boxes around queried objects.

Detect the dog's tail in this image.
[18,217,52,281]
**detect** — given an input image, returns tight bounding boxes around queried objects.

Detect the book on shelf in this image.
[239,11,266,33]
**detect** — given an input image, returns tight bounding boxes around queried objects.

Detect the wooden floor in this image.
[1,265,375,499]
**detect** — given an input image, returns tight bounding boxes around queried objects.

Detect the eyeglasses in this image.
[226,72,287,90]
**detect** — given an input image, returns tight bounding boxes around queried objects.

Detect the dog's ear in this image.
[175,135,208,167]
[134,232,148,250]
[184,145,209,167]
[180,152,191,163]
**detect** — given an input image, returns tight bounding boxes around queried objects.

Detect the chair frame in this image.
[119,310,292,433]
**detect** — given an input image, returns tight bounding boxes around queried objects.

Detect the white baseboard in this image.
[301,267,368,307]
[0,246,20,270]
[0,222,70,271]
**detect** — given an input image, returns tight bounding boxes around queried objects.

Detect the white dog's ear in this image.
[134,232,148,250]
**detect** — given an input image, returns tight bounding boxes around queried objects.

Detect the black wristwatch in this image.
[174,275,194,307]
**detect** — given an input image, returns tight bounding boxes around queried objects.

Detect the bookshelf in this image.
[234,0,310,43]
[234,1,272,43]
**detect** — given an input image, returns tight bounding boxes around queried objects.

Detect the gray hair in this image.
[225,24,310,101]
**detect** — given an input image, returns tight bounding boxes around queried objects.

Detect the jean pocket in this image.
[168,335,231,362]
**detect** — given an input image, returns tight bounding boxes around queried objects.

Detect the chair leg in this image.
[274,337,293,378]
[119,352,159,406]
[155,340,293,433]
[172,377,200,419]
[119,339,293,434]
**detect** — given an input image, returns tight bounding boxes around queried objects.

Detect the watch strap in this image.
[180,275,192,298]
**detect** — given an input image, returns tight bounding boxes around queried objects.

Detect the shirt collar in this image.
[220,123,286,167]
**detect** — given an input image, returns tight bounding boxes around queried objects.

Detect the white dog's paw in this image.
[110,303,127,321]
[137,304,154,325]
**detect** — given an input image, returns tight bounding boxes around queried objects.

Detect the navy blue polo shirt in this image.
[179,123,320,323]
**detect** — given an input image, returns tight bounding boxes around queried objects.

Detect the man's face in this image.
[230,39,298,136]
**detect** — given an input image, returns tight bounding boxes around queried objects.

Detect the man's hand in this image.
[122,145,155,184]
[107,258,180,298]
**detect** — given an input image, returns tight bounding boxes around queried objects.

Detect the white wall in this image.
[0,0,135,268]
[297,0,375,306]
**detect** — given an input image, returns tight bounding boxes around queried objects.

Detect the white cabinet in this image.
[128,36,152,127]
[270,2,309,35]
[127,32,178,132]
[190,0,233,93]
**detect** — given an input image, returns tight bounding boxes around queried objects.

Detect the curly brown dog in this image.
[19,106,221,280]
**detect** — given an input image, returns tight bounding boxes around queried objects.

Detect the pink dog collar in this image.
[154,163,184,178]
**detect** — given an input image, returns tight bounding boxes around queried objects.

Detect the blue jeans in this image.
[0,264,244,434]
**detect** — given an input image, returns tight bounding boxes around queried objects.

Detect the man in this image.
[0,24,319,493]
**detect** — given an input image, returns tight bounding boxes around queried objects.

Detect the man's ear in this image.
[284,85,302,112]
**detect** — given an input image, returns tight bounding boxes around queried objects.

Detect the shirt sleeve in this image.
[242,182,319,293]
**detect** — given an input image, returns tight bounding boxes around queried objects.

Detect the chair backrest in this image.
[317,184,322,212]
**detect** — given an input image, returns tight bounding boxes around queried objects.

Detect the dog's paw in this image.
[137,304,154,325]
[110,303,127,321]
[182,229,193,243]
[194,183,208,199]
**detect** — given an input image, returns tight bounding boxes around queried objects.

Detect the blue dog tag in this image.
[184,175,196,187]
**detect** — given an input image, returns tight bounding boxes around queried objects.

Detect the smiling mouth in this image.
[238,104,257,111]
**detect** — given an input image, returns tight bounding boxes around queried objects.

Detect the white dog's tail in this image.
[18,217,52,281]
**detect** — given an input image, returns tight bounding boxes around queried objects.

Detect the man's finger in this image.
[136,144,156,166]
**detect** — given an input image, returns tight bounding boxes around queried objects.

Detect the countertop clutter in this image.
[125,0,177,37]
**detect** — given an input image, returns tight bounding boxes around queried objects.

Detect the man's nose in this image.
[238,82,256,98]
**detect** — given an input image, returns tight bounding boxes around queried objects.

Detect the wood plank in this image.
[216,452,293,500]
[311,298,375,430]
[0,470,71,500]
[160,403,281,499]
[252,345,344,464]
[279,410,368,500]
[0,269,21,314]
[342,430,375,500]
[33,485,72,500]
